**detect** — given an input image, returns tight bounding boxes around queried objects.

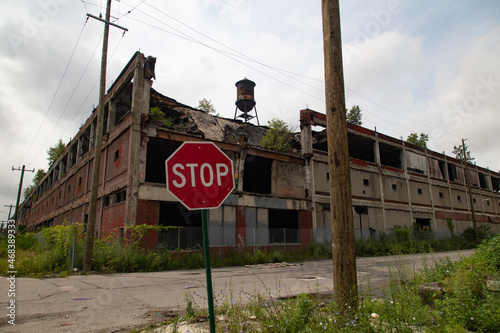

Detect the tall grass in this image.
[0,224,493,277]
[160,234,500,333]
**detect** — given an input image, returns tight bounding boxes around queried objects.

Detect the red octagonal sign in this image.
[165,142,235,210]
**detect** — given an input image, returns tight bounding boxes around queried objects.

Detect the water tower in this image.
[234,78,259,125]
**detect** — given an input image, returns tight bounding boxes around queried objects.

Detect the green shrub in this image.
[260,118,293,153]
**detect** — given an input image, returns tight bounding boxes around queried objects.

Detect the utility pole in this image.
[321,0,358,309]
[12,166,34,227]
[5,205,14,220]
[83,0,128,272]
[461,138,478,245]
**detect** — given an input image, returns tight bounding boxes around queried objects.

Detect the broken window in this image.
[448,163,458,182]
[114,84,132,126]
[102,106,109,136]
[429,158,446,179]
[348,132,375,162]
[478,172,489,189]
[80,127,90,156]
[145,138,182,184]
[415,218,431,230]
[438,160,446,179]
[48,172,53,188]
[60,155,67,176]
[158,202,202,250]
[68,144,77,168]
[379,142,402,169]
[268,209,299,244]
[115,190,126,203]
[90,118,97,147]
[492,176,500,192]
[468,170,479,188]
[243,155,272,194]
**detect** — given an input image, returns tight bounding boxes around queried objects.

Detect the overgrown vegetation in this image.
[150,106,173,127]
[197,98,216,114]
[150,234,500,333]
[260,118,293,153]
[406,132,429,148]
[355,225,493,257]
[0,223,491,278]
[346,105,363,125]
[47,139,66,166]
[23,168,46,200]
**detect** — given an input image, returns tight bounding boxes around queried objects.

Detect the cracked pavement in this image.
[0,249,473,332]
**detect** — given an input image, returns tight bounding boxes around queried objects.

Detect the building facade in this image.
[19,52,500,250]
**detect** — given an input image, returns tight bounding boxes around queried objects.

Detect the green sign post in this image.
[165,142,235,333]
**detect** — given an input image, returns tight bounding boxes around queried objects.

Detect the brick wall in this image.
[136,200,159,249]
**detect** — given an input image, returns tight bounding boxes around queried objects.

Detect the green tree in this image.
[346,105,362,125]
[33,169,46,184]
[197,98,216,114]
[453,142,475,163]
[47,139,66,166]
[260,118,293,153]
[406,132,429,148]
[23,169,46,199]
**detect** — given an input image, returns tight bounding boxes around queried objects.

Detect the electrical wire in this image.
[121,11,326,103]
[58,35,125,144]
[28,32,104,167]
[16,19,88,165]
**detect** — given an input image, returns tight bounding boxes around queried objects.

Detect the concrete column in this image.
[374,135,387,232]
[423,147,436,230]
[124,53,153,228]
[107,99,116,132]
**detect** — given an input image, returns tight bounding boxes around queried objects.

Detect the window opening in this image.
[348,132,375,162]
[145,138,182,184]
[243,155,272,194]
[268,209,299,244]
[379,142,402,169]
[415,218,431,230]
[159,202,202,250]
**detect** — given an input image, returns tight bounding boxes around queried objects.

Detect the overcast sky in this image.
[1,0,499,218]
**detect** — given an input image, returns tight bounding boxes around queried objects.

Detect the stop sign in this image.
[165,142,235,210]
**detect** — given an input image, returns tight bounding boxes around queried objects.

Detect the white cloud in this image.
[1,0,499,210]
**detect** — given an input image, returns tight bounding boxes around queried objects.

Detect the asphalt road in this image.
[0,249,474,333]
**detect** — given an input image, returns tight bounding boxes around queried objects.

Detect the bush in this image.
[260,118,293,153]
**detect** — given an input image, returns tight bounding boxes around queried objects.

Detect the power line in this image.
[28,32,103,167]
[121,11,326,102]
[58,34,126,145]
[17,19,88,165]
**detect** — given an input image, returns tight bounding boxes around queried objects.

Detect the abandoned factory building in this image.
[19,52,500,250]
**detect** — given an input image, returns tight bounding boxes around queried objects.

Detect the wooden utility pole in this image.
[4,205,14,220]
[461,138,478,245]
[321,0,358,309]
[12,165,34,227]
[83,0,127,271]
